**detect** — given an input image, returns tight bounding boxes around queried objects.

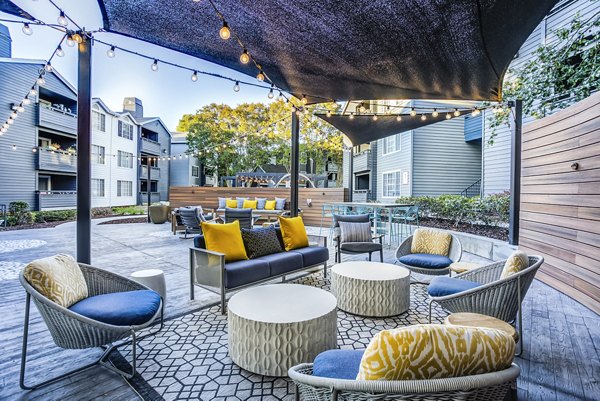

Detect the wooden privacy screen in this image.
[519,91,600,314]
[169,187,349,227]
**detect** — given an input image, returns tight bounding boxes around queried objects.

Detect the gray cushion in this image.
[341,242,382,253]
[256,252,303,276]
[218,197,229,209]
[339,221,372,243]
[290,246,329,267]
[224,259,270,289]
[255,197,267,210]
[241,226,283,259]
[236,197,248,208]
[332,213,370,228]
[275,197,286,210]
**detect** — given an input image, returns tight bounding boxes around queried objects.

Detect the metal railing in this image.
[460,179,482,198]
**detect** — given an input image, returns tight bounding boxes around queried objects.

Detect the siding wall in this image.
[376,130,412,201]
[170,141,200,186]
[518,91,600,315]
[141,120,171,201]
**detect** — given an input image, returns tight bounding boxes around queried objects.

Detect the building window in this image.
[117,180,133,197]
[118,121,134,140]
[382,171,401,197]
[92,145,105,164]
[91,179,105,197]
[402,171,410,185]
[192,166,200,177]
[92,111,106,132]
[117,150,133,168]
[382,134,401,155]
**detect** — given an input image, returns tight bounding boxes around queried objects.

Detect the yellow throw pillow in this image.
[411,228,452,256]
[243,199,258,209]
[264,200,276,210]
[500,250,529,279]
[357,324,515,381]
[278,216,309,251]
[226,199,238,208]
[23,254,88,308]
[202,221,248,262]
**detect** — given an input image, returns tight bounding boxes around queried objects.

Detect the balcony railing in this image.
[37,191,77,210]
[140,137,161,155]
[353,150,372,172]
[140,165,161,179]
[36,149,77,174]
[139,192,161,204]
[37,103,77,136]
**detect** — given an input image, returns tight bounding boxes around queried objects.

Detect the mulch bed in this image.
[418,217,508,241]
[97,217,149,225]
[0,220,70,231]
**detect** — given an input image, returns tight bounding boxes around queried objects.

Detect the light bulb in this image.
[256,70,265,81]
[359,104,366,113]
[410,107,417,117]
[373,115,378,121]
[233,81,240,92]
[446,113,451,119]
[291,105,297,113]
[106,46,115,58]
[12,144,17,151]
[191,71,198,81]
[151,59,158,71]
[301,95,307,105]
[66,37,75,47]
[37,76,45,85]
[29,88,37,97]
[7,118,14,124]
[22,23,33,35]
[57,11,68,27]
[326,110,332,117]
[277,92,283,101]
[32,147,37,153]
[17,105,25,113]
[56,46,64,57]
[432,109,438,117]
[349,112,354,120]
[454,109,460,116]
[267,89,274,99]
[396,115,402,121]
[420,114,426,121]
[471,109,477,116]
[0,128,6,134]
[11,111,17,119]
[72,33,83,44]
[219,21,231,40]
[22,98,31,105]
[45,63,53,72]
[240,49,250,64]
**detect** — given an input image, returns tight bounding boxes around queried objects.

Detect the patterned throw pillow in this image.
[255,197,267,210]
[241,227,283,258]
[23,254,88,308]
[500,250,529,279]
[357,324,515,381]
[275,197,286,210]
[339,221,372,243]
[411,228,452,256]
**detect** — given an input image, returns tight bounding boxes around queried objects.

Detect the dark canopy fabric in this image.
[317,110,473,145]
[97,0,558,103]
[1,1,33,20]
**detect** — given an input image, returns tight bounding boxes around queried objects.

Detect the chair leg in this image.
[368,252,372,261]
[323,262,328,279]
[220,286,227,315]
[379,248,383,262]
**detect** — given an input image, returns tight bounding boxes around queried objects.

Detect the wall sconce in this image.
[306,198,312,207]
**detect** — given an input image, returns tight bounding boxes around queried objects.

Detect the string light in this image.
[22,98,31,105]
[373,115,378,121]
[291,105,297,113]
[256,70,265,81]
[240,49,250,64]
[29,88,37,97]
[359,104,366,113]
[45,63,53,72]
[151,59,159,71]
[277,91,283,101]
[349,112,354,120]
[301,95,308,105]
[219,21,231,40]
[432,108,438,117]
[106,46,115,58]
[191,71,198,81]
[420,114,426,121]
[37,76,45,85]
[396,115,402,121]
[7,118,14,125]
[410,107,417,117]
[446,113,452,119]
[326,110,332,117]
[12,144,17,151]
[56,45,64,57]
[267,88,274,99]
[71,33,83,44]
[66,36,75,47]
[57,11,68,27]
[16,105,25,113]
[454,108,460,116]
[32,147,37,153]
[233,81,240,92]
[22,23,33,35]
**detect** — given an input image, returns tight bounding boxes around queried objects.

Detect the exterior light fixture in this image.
[240,49,250,64]
[57,11,68,27]
[432,108,439,117]
[219,21,231,40]
[410,107,417,117]
[151,59,159,71]
[106,46,115,58]
[191,71,198,81]
[56,46,65,57]
[22,23,33,35]
[233,81,240,92]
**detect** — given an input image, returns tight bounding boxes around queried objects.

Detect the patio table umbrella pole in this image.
[76,32,92,264]
[509,99,523,246]
[290,111,299,217]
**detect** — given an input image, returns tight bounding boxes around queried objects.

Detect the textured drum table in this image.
[130,269,167,302]
[331,261,410,317]
[228,284,337,377]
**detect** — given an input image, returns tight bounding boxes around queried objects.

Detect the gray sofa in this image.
[190,228,328,313]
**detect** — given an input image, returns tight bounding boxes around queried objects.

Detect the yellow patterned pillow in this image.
[226,199,238,208]
[23,254,88,308]
[357,324,515,381]
[500,250,529,279]
[410,229,452,256]
[243,199,258,209]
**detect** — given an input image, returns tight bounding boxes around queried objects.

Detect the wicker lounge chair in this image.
[428,255,544,355]
[289,363,520,401]
[395,232,462,277]
[19,263,164,390]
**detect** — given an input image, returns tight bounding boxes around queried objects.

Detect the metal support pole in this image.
[76,32,92,264]
[290,111,300,217]
[147,156,152,222]
[509,99,522,246]
[348,147,354,202]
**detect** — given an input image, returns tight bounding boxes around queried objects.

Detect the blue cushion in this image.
[193,235,206,249]
[398,253,453,269]
[256,252,303,276]
[290,246,329,267]
[224,259,270,289]
[255,197,267,210]
[69,290,161,326]
[313,349,365,380]
[428,277,482,297]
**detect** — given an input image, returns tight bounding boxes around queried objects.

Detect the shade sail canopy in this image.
[317,110,474,145]
[97,0,558,103]
[1,2,33,20]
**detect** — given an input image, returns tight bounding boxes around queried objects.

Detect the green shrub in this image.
[8,201,32,226]
[112,206,146,216]
[396,193,510,227]
[33,209,77,223]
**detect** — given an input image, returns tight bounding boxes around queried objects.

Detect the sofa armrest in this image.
[190,247,225,290]
[308,234,327,248]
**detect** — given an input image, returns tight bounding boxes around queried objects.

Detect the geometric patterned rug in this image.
[115,271,448,401]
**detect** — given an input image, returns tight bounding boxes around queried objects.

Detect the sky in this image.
[2,0,277,131]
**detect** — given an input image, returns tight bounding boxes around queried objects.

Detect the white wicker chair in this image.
[19,263,164,390]
[428,255,544,355]
[395,233,462,277]
[289,363,520,401]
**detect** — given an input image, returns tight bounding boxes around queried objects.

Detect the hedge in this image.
[395,192,510,227]
[5,203,145,226]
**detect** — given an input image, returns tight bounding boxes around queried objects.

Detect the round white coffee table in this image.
[131,269,166,302]
[228,284,337,377]
[331,261,410,317]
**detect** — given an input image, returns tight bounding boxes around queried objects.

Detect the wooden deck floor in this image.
[0,222,598,400]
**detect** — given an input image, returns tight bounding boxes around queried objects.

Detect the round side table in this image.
[444,312,519,342]
[131,269,166,303]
